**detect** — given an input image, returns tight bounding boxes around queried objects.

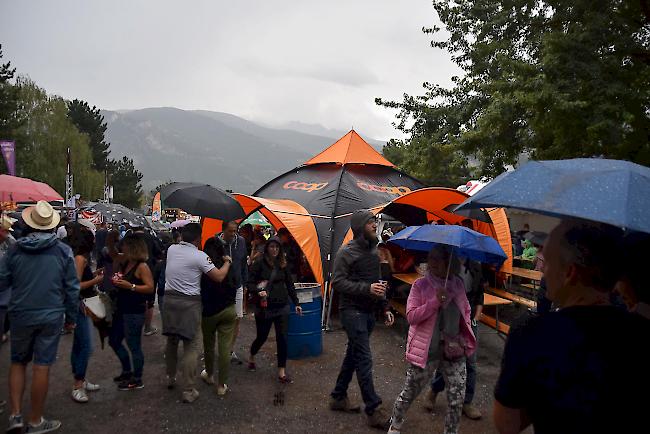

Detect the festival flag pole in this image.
[103,169,110,203]
[65,147,75,220]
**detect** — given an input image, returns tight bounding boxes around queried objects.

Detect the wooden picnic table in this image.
[509,266,543,281]
[393,273,420,285]
[484,293,513,306]
[488,287,536,309]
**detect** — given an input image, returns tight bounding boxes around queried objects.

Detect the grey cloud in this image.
[0,0,459,140]
[231,58,379,87]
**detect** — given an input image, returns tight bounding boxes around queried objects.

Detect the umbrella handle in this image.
[443,247,453,290]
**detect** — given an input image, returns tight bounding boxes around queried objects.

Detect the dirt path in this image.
[1,311,512,433]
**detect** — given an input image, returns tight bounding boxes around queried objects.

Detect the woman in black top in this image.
[67,223,103,403]
[199,237,238,395]
[247,237,302,383]
[109,234,154,390]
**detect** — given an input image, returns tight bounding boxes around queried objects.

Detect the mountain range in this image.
[101,107,385,194]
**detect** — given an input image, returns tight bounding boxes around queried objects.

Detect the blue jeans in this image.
[109,312,145,380]
[331,309,382,415]
[432,321,477,404]
[71,307,93,381]
[0,306,7,337]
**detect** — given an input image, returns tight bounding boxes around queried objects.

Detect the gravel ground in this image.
[0,309,526,434]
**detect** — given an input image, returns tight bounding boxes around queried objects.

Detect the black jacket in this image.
[247,258,299,309]
[201,255,238,317]
[332,210,387,313]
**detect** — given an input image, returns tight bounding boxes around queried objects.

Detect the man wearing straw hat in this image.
[0,201,80,433]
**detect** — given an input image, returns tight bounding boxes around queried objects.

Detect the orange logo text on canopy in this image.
[283,181,329,193]
[356,182,411,196]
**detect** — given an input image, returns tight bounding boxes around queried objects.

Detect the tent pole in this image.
[325,279,335,331]
[321,280,329,329]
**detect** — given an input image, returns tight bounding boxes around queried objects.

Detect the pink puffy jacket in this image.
[405,273,477,368]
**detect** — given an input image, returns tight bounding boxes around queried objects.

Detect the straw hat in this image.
[1,214,16,231]
[22,201,61,231]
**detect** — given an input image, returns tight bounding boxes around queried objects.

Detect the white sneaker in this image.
[71,387,88,403]
[217,384,229,396]
[200,369,215,385]
[26,417,62,433]
[83,380,101,392]
[7,414,24,431]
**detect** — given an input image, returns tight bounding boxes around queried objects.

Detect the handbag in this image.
[438,298,466,361]
[442,333,466,360]
[82,295,107,321]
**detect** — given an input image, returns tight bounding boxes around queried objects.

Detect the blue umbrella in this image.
[455,158,650,234]
[388,224,508,267]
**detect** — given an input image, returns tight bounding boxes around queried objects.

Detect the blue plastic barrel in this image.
[288,283,322,359]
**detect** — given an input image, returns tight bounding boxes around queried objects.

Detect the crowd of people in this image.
[0,203,309,433]
[1,201,649,434]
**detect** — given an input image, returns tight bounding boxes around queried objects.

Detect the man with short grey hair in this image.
[217,220,248,364]
[493,219,650,434]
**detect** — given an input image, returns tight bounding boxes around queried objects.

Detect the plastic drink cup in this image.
[378,280,388,299]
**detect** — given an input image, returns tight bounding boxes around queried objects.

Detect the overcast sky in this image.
[0,0,458,140]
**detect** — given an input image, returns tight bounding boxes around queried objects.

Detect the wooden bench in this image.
[480,314,510,334]
[488,287,536,309]
[390,298,511,335]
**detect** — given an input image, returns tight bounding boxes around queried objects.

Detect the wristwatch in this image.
[131,283,136,291]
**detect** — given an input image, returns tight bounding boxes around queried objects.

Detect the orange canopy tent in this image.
[252,130,425,287]
[201,194,325,288]
[340,187,513,273]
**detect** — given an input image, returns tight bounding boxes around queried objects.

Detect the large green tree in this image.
[377,0,650,182]
[109,156,143,209]
[12,77,104,199]
[66,99,111,170]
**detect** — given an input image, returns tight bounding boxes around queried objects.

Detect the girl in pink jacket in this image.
[388,246,477,434]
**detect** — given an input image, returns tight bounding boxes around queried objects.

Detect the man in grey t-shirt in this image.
[162,223,231,403]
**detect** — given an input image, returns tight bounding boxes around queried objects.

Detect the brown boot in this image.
[462,403,482,420]
[329,396,361,413]
[366,406,391,431]
[423,390,438,411]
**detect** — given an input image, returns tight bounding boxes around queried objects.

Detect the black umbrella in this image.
[160,182,245,221]
[443,204,493,223]
[84,203,149,227]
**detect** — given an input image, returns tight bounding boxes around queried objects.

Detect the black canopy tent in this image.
[253,130,425,324]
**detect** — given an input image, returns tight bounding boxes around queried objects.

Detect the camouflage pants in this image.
[390,357,466,434]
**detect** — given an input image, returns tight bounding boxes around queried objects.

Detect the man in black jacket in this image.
[329,209,394,430]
